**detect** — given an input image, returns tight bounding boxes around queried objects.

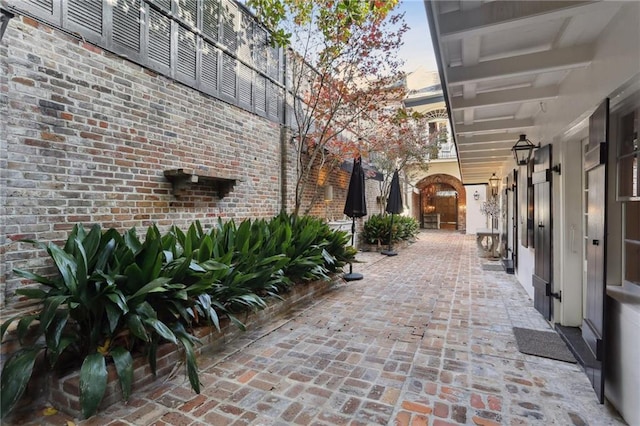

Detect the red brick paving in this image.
[6,231,627,425]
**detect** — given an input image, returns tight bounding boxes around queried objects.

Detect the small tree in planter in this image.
[480,197,501,258]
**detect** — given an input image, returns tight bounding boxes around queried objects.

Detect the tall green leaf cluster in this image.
[361,214,419,245]
[1,213,355,419]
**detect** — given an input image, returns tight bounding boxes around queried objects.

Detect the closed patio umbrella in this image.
[382,169,402,256]
[343,156,367,281]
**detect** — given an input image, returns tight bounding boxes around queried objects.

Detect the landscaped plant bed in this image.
[360,214,419,252]
[1,214,356,421]
[46,277,338,418]
[360,240,411,253]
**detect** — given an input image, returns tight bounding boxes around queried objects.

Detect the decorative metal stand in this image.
[343,217,363,281]
[381,213,398,256]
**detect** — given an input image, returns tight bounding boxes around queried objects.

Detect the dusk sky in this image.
[395,0,437,73]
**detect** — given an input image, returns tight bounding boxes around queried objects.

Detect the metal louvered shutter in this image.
[254,27,268,74]
[268,46,281,82]
[254,75,266,117]
[112,0,141,57]
[221,0,237,54]
[202,0,220,41]
[65,0,104,43]
[24,0,53,13]
[151,0,171,12]
[178,0,198,27]
[267,81,279,121]
[177,26,197,83]
[238,63,252,108]
[200,41,219,95]
[148,7,172,74]
[238,12,253,64]
[220,52,237,101]
[14,0,61,24]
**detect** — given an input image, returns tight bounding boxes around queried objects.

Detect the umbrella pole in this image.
[343,216,363,281]
[381,214,398,256]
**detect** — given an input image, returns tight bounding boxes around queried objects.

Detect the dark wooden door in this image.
[532,144,553,320]
[434,195,458,230]
[583,99,609,403]
[506,170,518,266]
[512,169,518,268]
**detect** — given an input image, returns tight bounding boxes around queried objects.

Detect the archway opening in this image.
[421,183,458,230]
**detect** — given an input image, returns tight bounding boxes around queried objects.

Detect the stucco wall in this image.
[606,292,640,426]
[464,184,487,235]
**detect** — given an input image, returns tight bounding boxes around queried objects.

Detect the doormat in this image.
[513,327,576,363]
[482,264,503,271]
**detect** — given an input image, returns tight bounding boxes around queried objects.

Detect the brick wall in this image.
[0,16,287,307]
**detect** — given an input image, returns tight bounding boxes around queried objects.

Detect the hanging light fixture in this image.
[489,173,500,197]
[511,134,538,165]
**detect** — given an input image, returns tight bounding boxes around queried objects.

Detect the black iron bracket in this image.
[551,164,561,175]
[550,290,562,302]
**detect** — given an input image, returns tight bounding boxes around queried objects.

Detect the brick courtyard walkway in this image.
[11,231,626,425]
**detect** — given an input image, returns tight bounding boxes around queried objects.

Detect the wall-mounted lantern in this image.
[324,184,333,221]
[511,134,539,165]
[489,173,500,197]
[324,185,333,202]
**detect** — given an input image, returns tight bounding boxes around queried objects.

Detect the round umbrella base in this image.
[381,250,398,256]
[343,272,364,281]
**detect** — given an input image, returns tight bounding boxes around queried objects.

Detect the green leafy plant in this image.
[362,214,391,245]
[395,215,419,241]
[1,215,358,419]
[0,224,204,419]
[362,214,419,245]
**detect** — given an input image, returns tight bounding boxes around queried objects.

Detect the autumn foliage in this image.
[248,0,408,215]
[366,108,443,210]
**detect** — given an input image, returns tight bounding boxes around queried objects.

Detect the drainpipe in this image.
[0,8,14,42]
[280,125,288,214]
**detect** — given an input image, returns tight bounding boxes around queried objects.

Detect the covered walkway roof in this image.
[424,1,629,184]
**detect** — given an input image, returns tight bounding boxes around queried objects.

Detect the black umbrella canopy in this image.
[343,156,367,218]
[386,169,402,214]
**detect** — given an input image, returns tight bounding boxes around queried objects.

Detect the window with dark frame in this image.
[618,107,640,286]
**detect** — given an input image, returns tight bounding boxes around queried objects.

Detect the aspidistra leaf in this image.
[143,318,177,344]
[126,314,149,342]
[82,224,102,269]
[45,311,68,364]
[13,314,37,344]
[104,302,122,333]
[175,332,200,394]
[0,347,42,419]
[79,353,107,419]
[38,295,68,333]
[110,347,133,401]
[129,277,171,300]
[47,244,78,293]
[12,269,54,287]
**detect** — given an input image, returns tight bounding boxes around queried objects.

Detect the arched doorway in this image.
[416,174,467,232]
[422,183,458,230]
